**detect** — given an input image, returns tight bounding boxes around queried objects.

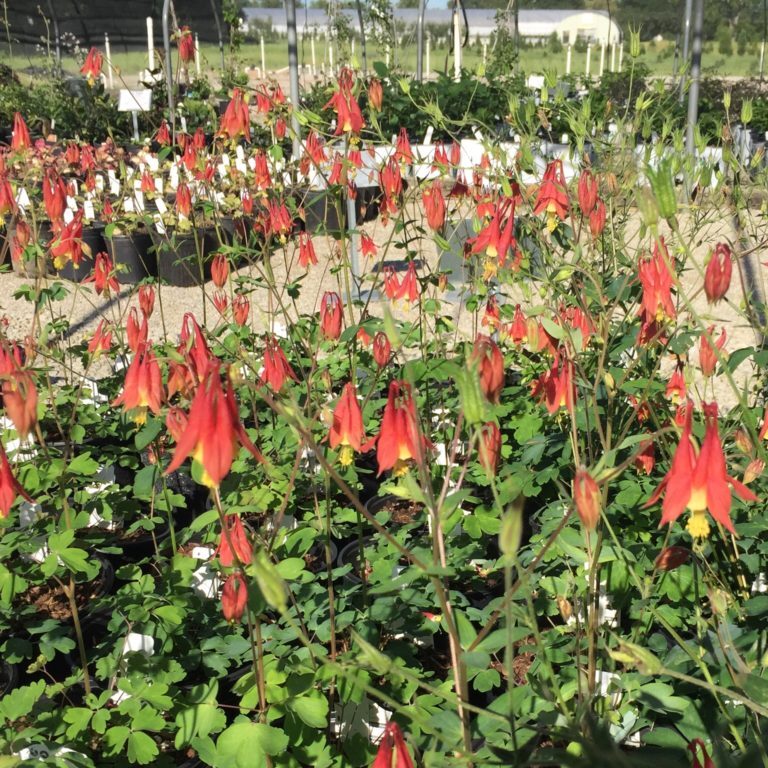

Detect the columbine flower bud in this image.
[573,466,601,530]
[703,243,732,303]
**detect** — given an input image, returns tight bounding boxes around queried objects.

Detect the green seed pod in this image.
[636,185,659,228]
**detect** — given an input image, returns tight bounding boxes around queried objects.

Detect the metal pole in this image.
[355,0,368,75]
[679,0,693,101]
[416,0,427,81]
[762,0,767,82]
[285,0,302,160]
[453,0,461,82]
[104,34,114,89]
[208,0,226,72]
[685,0,704,157]
[162,0,174,129]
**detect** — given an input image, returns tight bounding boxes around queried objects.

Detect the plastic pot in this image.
[154,227,216,287]
[105,229,157,283]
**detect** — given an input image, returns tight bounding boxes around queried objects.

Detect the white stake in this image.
[610,42,616,72]
[453,7,461,81]
[146,17,154,71]
[260,34,266,76]
[762,41,766,78]
[426,34,430,76]
[566,44,572,75]
[195,34,201,76]
[311,35,317,76]
[385,42,390,68]
[482,41,487,67]
[104,33,114,88]
[618,44,624,71]
[586,43,591,77]
[599,43,605,77]
[329,40,334,73]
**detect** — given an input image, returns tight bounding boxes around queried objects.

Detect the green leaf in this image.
[275,558,306,580]
[63,707,93,739]
[127,731,159,765]
[289,695,328,729]
[735,672,768,706]
[0,679,45,721]
[216,722,289,766]
[67,452,100,476]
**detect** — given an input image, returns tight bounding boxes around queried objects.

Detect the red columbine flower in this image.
[533,351,575,414]
[261,337,297,392]
[139,285,155,320]
[534,159,569,232]
[141,170,155,196]
[687,739,715,768]
[383,267,400,300]
[0,441,32,519]
[126,307,148,353]
[219,88,251,142]
[396,262,420,305]
[472,335,504,404]
[11,113,31,152]
[80,47,103,84]
[481,296,501,332]
[508,305,528,345]
[324,68,364,135]
[395,128,413,165]
[0,175,15,217]
[361,234,377,257]
[221,573,248,623]
[577,169,598,217]
[320,292,343,341]
[176,182,192,218]
[0,345,37,439]
[329,382,366,466]
[638,237,676,326]
[232,295,249,326]
[699,326,726,378]
[373,332,391,368]
[423,181,446,231]
[165,360,262,488]
[379,158,403,222]
[64,142,80,166]
[573,466,601,530]
[155,120,171,146]
[646,401,758,538]
[635,438,655,475]
[211,253,229,288]
[665,361,687,404]
[50,213,85,271]
[368,78,383,111]
[84,252,119,297]
[88,319,112,357]
[178,26,196,65]
[478,422,501,477]
[372,722,414,768]
[213,291,228,315]
[216,514,253,566]
[112,343,163,424]
[253,152,271,190]
[704,243,732,303]
[298,232,317,269]
[471,198,519,279]
[43,170,67,223]
[376,381,427,476]
[589,199,606,238]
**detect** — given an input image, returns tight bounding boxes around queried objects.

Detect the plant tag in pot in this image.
[15,187,29,212]
[123,198,134,214]
[169,164,179,189]
[122,633,155,656]
[18,501,43,528]
[191,564,221,599]
[218,163,228,180]
[95,173,105,192]
[83,200,95,220]
[156,197,168,215]
[235,159,247,174]
[63,209,74,225]
[16,742,90,766]
[146,156,159,172]
[66,195,78,211]
[154,177,163,195]
[134,191,145,212]
[153,215,166,235]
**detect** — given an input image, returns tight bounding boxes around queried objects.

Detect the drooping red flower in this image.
[298,231,317,269]
[646,401,758,538]
[80,47,103,84]
[320,292,343,341]
[704,243,732,304]
[634,438,655,475]
[577,169,598,217]
[222,573,248,623]
[126,307,148,353]
[112,343,163,424]
[50,212,86,271]
[508,305,528,346]
[573,466,601,530]
[383,267,400,300]
[0,175,15,217]
[216,514,253,567]
[372,332,391,368]
[699,326,727,378]
[324,68,364,135]
[478,421,501,477]
[43,170,67,223]
[371,722,414,768]
[88,319,112,357]
[155,120,171,146]
[470,197,519,278]
[0,441,32,519]
[472,334,504,404]
[139,285,155,320]
[665,361,687,404]
[0,344,37,439]
[261,337,298,392]
[11,113,31,152]
[211,253,229,288]
[481,296,501,332]
[361,234,377,257]
[219,88,251,142]
[379,157,403,222]
[534,159,569,231]
[375,381,427,476]
[638,237,676,328]
[232,294,250,327]
[395,262,420,304]
[532,351,575,414]
[165,360,262,488]
[329,382,366,466]
[368,78,383,111]
[395,128,413,165]
[589,199,606,238]
[176,181,192,218]
[178,26,196,65]
[422,181,446,231]
[84,252,119,297]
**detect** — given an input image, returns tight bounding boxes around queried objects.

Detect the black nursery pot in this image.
[294,185,382,234]
[154,227,216,287]
[105,229,158,283]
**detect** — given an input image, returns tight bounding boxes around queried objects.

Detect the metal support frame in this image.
[685,0,704,157]
[162,0,174,130]
[416,0,427,81]
[285,0,302,160]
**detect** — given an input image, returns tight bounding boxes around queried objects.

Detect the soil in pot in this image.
[366,494,426,533]
[105,229,157,283]
[19,556,115,621]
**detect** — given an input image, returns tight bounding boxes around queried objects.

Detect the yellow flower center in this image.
[686,510,711,539]
[393,459,410,477]
[687,486,707,514]
[338,445,354,467]
[132,406,148,425]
